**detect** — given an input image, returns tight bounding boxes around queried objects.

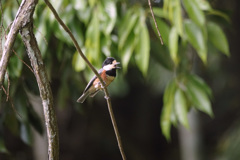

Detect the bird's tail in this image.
[77,92,90,103]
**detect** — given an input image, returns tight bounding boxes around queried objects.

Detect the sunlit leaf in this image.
[161,80,177,141]
[186,76,213,117]
[151,7,167,19]
[187,74,212,97]
[73,0,88,10]
[150,18,170,45]
[72,52,86,72]
[101,35,112,57]
[207,22,230,56]
[174,89,189,128]
[182,0,205,27]
[169,27,179,65]
[135,22,150,76]
[85,9,100,63]
[70,19,84,47]
[119,10,138,49]
[120,32,136,73]
[195,0,212,11]
[172,0,183,36]
[100,0,117,35]
[184,20,207,63]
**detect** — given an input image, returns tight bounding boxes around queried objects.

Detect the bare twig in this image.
[104,89,126,160]
[33,25,48,45]
[148,0,164,45]
[12,49,34,73]
[0,0,27,85]
[43,0,126,159]
[1,85,22,118]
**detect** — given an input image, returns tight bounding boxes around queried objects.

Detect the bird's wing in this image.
[83,69,103,93]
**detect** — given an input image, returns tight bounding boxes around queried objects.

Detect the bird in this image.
[77,57,120,103]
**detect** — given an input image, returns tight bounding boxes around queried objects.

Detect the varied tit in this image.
[77,57,120,103]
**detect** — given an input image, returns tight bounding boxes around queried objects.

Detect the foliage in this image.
[153,0,229,140]
[0,0,230,153]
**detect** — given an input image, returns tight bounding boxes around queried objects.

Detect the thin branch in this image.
[148,0,164,45]
[33,25,48,45]
[104,89,126,160]
[43,0,126,159]
[12,49,34,73]
[1,85,22,118]
[0,0,26,85]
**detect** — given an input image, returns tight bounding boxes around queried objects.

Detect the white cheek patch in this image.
[103,64,114,71]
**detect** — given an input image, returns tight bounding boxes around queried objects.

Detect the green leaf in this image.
[100,1,117,35]
[150,18,170,45]
[20,123,33,146]
[15,96,28,122]
[186,76,213,117]
[182,0,205,27]
[72,52,86,72]
[8,53,23,78]
[207,10,230,22]
[174,89,189,128]
[4,112,19,136]
[161,80,177,140]
[207,22,230,56]
[184,20,207,63]
[70,19,84,47]
[187,74,212,97]
[135,23,150,76]
[120,32,136,73]
[135,11,150,76]
[169,27,179,65]
[101,35,112,57]
[151,39,174,70]
[172,0,183,36]
[0,137,9,153]
[85,9,100,63]
[195,0,212,11]
[151,7,167,19]
[119,10,138,49]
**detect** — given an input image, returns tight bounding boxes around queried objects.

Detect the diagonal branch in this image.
[43,0,126,159]
[148,0,164,45]
[0,0,27,85]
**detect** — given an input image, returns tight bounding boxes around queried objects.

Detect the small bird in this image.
[77,57,120,103]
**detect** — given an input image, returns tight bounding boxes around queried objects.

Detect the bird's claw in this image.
[104,96,109,100]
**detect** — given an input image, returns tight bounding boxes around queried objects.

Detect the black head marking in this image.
[102,57,116,67]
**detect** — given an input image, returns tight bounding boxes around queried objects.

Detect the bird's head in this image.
[102,57,120,71]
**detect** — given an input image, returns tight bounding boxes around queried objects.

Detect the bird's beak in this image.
[114,62,121,69]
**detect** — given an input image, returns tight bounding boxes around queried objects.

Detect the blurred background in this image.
[0,0,240,159]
